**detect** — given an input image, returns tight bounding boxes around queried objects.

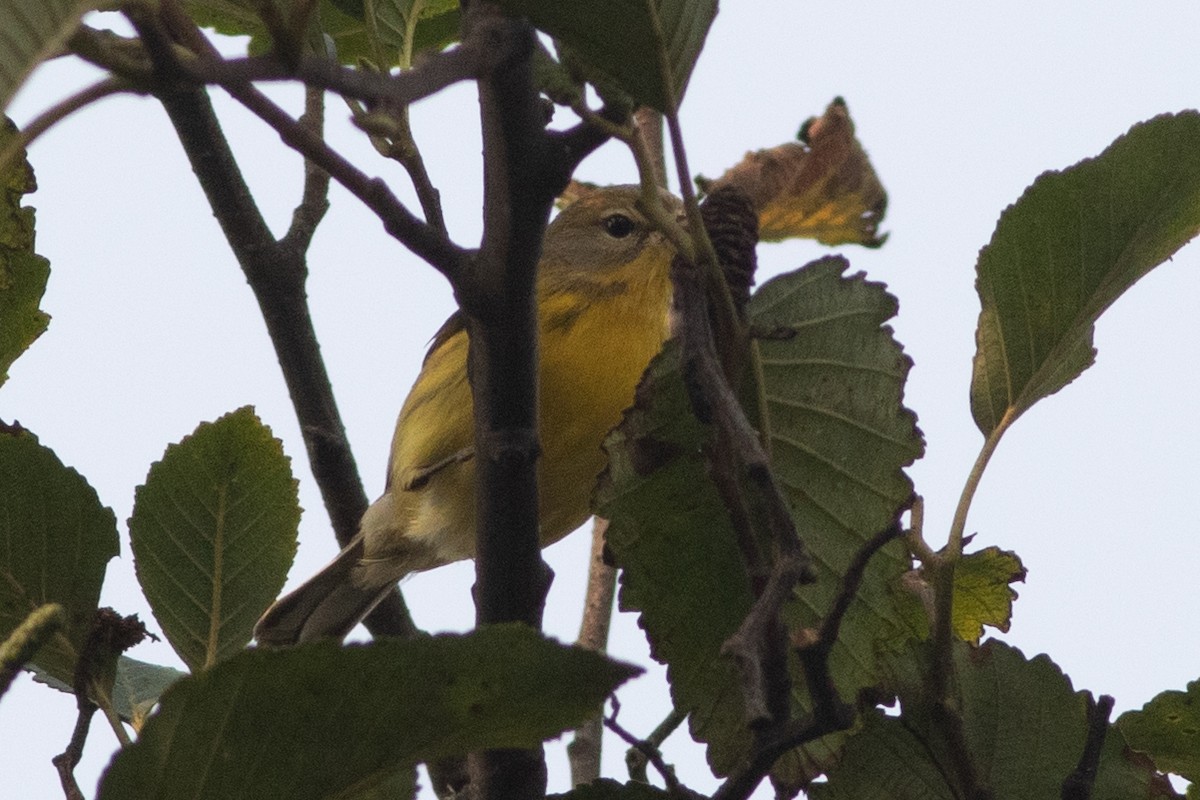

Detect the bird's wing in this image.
[386,317,477,493]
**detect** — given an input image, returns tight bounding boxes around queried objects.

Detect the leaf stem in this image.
[948,410,1014,557]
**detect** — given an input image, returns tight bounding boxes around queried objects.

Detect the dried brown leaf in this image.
[703,98,887,247]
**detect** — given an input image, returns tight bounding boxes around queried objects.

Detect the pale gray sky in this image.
[4,2,1199,797]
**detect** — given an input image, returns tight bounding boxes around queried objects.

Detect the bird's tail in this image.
[254,535,390,646]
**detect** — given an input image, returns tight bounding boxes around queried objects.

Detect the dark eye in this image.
[602,213,636,239]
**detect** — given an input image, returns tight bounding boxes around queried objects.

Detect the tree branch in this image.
[126,3,418,639]
[282,85,332,253]
[158,0,468,279]
[177,35,500,109]
[799,522,902,728]
[626,708,686,784]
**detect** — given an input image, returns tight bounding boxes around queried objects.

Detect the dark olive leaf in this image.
[98,626,640,800]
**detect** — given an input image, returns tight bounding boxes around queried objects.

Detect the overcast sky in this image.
[4,2,1199,797]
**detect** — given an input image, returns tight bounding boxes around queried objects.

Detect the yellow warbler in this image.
[255,186,679,645]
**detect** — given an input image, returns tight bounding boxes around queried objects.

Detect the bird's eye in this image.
[602,213,636,239]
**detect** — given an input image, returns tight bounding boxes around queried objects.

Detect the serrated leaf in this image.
[971,111,1200,437]
[599,257,924,784]
[951,546,1024,642]
[808,708,957,800]
[754,256,923,789]
[1119,680,1200,784]
[0,428,119,685]
[97,626,641,800]
[0,1,90,113]
[129,407,299,671]
[816,641,1178,800]
[0,118,50,389]
[494,0,716,112]
[703,98,888,247]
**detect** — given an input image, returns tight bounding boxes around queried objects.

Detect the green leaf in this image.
[816,641,1177,800]
[97,626,641,800]
[0,428,119,685]
[596,340,756,777]
[0,1,90,113]
[187,0,459,66]
[1119,680,1200,784]
[0,118,50,389]
[599,257,924,784]
[129,407,300,671]
[27,655,188,725]
[494,0,716,111]
[970,111,1200,436]
[0,603,65,699]
[549,778,672,799]
[808,709,957,800]
[111,656,188,727]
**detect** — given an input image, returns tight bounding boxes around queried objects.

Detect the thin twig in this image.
[634,106,667,188]
[568,518,617,786]
[354,104,448,235]
[282,85,332,254]
[604,700,690,796]
[160,0,467,278]
[236,84,468,277]
[801,522,902,727]
[672,246,812,727]
[0,77,133,174]
[51,698,96,800]
[626,708,686,783]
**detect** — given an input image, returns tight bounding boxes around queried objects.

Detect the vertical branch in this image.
[568,518,617,785]
[465,6,554,632]
[459,3,572,797]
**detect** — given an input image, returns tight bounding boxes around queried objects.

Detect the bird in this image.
[254,185,680,645]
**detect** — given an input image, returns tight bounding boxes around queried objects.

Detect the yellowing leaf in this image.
[951,546,1025,643]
